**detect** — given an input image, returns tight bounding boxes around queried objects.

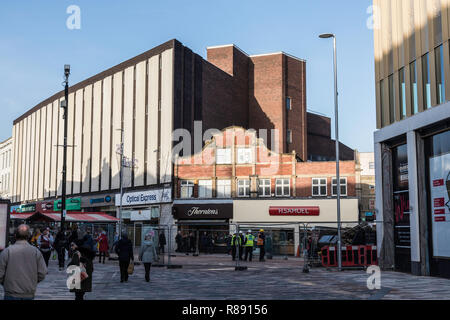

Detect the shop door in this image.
[134,222,143,247]
[392,144,411,272]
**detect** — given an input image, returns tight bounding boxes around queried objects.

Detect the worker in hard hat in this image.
[238,231,245,261]
[257,229,266,262]
[230,232,241,261]
[244,230,255,262]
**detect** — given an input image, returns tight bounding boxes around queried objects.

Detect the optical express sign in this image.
[115,188,172,206]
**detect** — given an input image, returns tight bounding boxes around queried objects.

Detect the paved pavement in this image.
[2,253,450,300]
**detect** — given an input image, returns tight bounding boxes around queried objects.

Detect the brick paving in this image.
[2,253,450,300]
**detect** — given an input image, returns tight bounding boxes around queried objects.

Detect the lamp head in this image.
[64,64,71,77]
[319,33,335,39]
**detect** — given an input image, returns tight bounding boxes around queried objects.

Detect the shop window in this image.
[180,180,194,198]
[237,179,250,197]
[216,180,231,198]
[237,148,253,164]
[410,60,418,115]
[388,74,396,123]
[312,178,327,196]
[258,179,271,197]
[422,53,432,109]
[198,180,212,198]
[275,178,290,197]
[332,177,347,196]
[216,148,231,164]
[435,45,445,104]
[399,68,407,119]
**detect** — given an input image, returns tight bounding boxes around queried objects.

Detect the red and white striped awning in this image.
[10,212,119,222]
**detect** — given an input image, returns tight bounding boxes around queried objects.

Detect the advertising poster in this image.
[429,153,450,258]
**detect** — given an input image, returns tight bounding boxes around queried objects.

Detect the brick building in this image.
[173,127,359,254]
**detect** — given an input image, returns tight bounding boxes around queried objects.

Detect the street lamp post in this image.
[60,64,70,232]
[319,33,342,271]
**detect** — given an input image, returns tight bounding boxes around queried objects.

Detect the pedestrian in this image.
[67,239,95,300]
[189,232,196,253]
[175,231,182,253]
[54,228,68,270]
[230,232,241,261]
[158,231,166,255]
[207,233,214,254]
[226,234,232,255]
[238,231,245,261]
[30,228,41,247]
[38,227,54,267]
[257,229,266,262]
[139,233,159,282]
[96,230,109,264]
[68,225,79,258]
[200,232,207,253]
[244,230,255,262]
[0,224,47,300]
[183,233,189,255]
[115,233,134,283]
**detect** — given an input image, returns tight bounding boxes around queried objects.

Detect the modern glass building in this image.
[374,0,450,277]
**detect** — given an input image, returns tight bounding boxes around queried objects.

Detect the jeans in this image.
[119,261,130,281]
[41,250,51,267]
[4,296,34,300]
[244,246,253,261]
[57,247,65,268]
[144,263,152,281]
[259,246,265,261]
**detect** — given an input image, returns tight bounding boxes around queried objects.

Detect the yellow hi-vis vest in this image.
[231,235,241,246]
[245,234,255,246]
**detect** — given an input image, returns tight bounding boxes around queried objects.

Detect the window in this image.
[380,79,386,126]
[198,180,212,198]
[312,178,327,196]
[369,162,375,169]
[286,97,292,110]
[180,180,194,198]
[216,148,231,164]
[287,129,292,144]
[216,180,231,198]
[410,60,418,114]
[237,179,250,197]
[258,179,271,197]
[332,177,347,196]
[422,53,431,109]
[275,178,290,197]
[435,45,445,104]
[388,74,396,123]
[399,68,406,119]
[237,148,253,164]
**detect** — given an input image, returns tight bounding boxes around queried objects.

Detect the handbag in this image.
[127,262,134,275]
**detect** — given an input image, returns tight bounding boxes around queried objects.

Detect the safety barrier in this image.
[321,245,377,268]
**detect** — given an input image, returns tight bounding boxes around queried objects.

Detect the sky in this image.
[0,0,376,152]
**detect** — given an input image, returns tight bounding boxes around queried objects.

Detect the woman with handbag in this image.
[139,233,159,282]
[115,233,134,283]
[68,240,95,300]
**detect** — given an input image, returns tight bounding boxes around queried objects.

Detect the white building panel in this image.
[91,81,102,192]
[160,49,174,183]
[73,89,84,194]
[147,55,159,185]
[111,71,123,189]
[22,117,29,201]
[38,107,46,199]
[29,113,36,200]
[66,92,75,195]
[123,66,134,188]
[134,61,146,187]
[44,104,53,198]
[101,76,112,191]
[82,85,93,193]
[50,100,59,197]
[57,98,64,197]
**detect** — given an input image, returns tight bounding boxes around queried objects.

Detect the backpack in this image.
[40,235,50,249]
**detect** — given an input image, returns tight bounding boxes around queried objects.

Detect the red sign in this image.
[269,206,320,216]
[435,209,446,215]
[434,198,445,207]
[435,216,446,222]
[433,179,444,187]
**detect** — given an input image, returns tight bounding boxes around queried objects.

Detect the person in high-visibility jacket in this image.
[244,230,255,262]
[257,229,266,262]
[230,232,241,261]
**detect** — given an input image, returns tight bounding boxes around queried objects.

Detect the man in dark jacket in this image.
[158,232,166,254]
[115,233,134,282]
[54,228,68,271]
[175,231,182,253]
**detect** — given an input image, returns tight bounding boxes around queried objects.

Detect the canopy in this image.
[10,211,119,222]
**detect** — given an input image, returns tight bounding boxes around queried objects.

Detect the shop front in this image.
[81,193,116,215]
[232,199,360,256]
[172,200,233,254]
[115,187,172,247]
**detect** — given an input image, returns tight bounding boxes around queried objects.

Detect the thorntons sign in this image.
[269,206,320,216]
[173,203,233,220]
[116,188,172,206]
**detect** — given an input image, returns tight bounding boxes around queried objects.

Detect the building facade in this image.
[374,0,450,277]
[0,138,12,200]
[355,151,376,221]
[173,127,359,254]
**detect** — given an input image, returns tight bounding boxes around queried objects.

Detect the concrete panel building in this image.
[374,0,450,277]
[0,138,12,200]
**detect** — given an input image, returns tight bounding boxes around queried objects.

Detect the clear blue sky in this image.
[0,0,376,152]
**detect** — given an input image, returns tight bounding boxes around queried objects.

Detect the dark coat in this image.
[68,245,95,293]
[159,233,166,246]
[54,231,67,250]
[115,237,134,262]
